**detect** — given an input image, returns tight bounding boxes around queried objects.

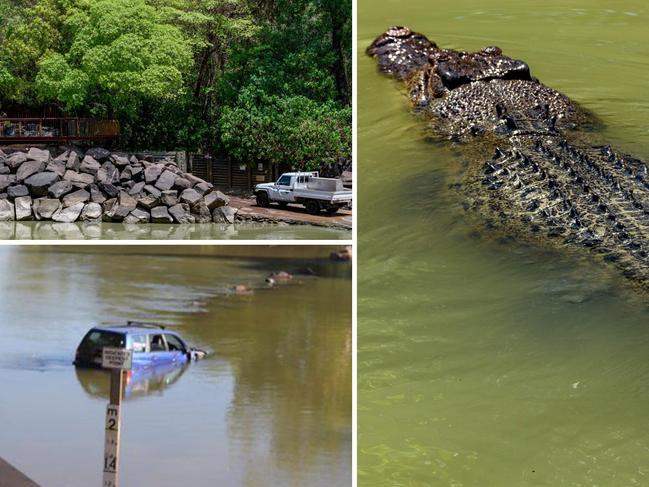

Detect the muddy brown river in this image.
[0,246,351,486]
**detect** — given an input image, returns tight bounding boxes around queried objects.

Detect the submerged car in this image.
[73,321,206,369]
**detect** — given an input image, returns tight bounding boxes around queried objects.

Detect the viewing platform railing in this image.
[0,117,120,143]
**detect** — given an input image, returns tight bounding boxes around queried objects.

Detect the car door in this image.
[149,333,174,365]
[164,334,189,364]
[129,334,151,368]
[274,175,293,202]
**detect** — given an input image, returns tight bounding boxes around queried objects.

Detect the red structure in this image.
[0,117,120,143]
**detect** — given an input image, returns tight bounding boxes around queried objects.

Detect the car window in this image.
[131,335,147,353]
[165,334,186,352]
[277,175,291,185]
[150,334,167,352]
[81,330,125,349]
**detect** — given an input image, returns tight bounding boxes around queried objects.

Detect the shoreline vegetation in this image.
[0,0,351,172]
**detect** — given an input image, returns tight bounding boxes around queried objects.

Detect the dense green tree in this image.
[220,87,351,170]
[0,0,351,170]
[36,0,194,117]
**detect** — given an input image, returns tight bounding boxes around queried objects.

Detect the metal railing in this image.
[0,117,120,142]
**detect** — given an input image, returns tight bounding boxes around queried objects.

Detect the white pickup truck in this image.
[254,172,352,215]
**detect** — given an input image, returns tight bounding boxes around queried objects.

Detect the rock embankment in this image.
[0,147,235,224]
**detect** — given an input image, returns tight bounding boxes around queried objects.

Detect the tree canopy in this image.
[0,0,351,170]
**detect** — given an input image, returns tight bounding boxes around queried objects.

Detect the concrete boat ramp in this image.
[0,457,40,486]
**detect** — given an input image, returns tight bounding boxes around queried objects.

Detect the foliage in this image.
[0,0,351,169]
[220,87,351,169]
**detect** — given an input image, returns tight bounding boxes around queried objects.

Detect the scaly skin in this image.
[368,26,649,291]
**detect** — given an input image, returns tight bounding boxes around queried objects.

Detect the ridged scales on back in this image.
[367,26,649,292]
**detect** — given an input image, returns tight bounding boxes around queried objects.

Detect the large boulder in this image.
[179,188,202,206]
[160,190,178,207]
[0,199,14,221]
[96,165,119,185]
[111,154,130,167]
[90,186,107,204]
[154,170,176,191]
[151,206,173,223]
[16,159,46,181]
[173,177,192,191]
[107,191,137,221]
[51,201,84,223]
[48,180,74,199]
[212,206,237,224]
[7,184,29,200]
[63,170,94,187]
[62,189,90,207]
[143,185,161,198]
[53,150,69,162]
[66,151,80,171]
[98,182,120,198]
[25,172,60,197]
[80,202,102,221]
[194,182,213,195]
[144,164,163,184]
[5,152,27,170]
[14,196,33,220]
[169,203,194,223]
[27,147,51,164]
[33,199,61,220]
[191,202,212,223]
[128,181,146,196]
[46,159,67,177]
[184,173,206,187]
[204,190,229,209]
[124,208,150,224]
[131,166,144,181]
[120,166,133,182]
[0,174,16,191]
[137,195,159,210]
[85,147,111,162]
[80,155,101,175]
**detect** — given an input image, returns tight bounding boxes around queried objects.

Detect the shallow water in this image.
[0,247,351,486]
[358,1,649,485]
[0,220,350,240]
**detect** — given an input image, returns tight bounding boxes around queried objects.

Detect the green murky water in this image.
[0,220,350,240]
[0,246,351,486]
[359,1,649,485]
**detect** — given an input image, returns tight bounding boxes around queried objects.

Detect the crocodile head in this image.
[368,26,532,94]
[368,26,585,137]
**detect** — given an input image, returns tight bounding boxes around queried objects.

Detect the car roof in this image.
[91,324,180,336]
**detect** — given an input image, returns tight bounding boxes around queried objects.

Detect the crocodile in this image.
[367,26,649,292]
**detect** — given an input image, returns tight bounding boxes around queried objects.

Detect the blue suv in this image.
[74,321,206,369]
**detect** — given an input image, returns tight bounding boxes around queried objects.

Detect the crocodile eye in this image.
[481,46,502,56]
[386,26,412,38]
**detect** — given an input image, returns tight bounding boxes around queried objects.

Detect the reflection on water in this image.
[75,363,191,401]
[0,220,350,240]
[0,247,351,487]
[359,0,649,485]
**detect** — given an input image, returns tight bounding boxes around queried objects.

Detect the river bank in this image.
[0,146,231,224]
[229,195,352,229]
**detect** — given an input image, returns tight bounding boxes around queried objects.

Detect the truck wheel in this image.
[256,192,270,207]
[305,200,320,215]
[325,207,339,215]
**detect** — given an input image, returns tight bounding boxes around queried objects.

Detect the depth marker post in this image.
[101,347,133,487]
